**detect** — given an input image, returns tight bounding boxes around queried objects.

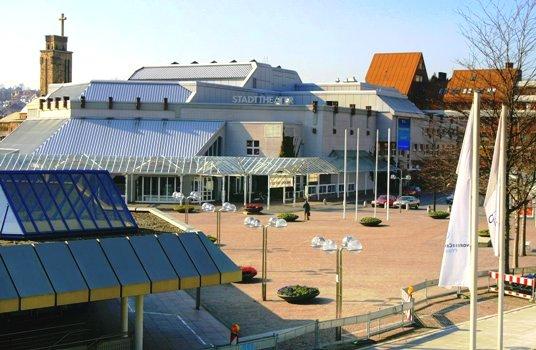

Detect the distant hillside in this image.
[0,85,38,117]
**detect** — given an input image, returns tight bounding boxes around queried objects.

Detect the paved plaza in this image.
[364,305,536,349]
[169,202,536,336]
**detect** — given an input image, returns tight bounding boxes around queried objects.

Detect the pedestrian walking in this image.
[303,198,311,221]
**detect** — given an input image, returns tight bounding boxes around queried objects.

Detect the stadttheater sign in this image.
[232,95,294,105]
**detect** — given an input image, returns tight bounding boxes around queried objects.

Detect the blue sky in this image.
[2,0,479,88]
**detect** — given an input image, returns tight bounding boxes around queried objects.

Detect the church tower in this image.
[40,14,72,96]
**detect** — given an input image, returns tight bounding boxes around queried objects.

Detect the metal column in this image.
[267,175,271,210]
[134,295,144,350]
[121,297,128,335]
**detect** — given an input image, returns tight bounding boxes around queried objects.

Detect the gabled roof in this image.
[48,83,90,101]
[443,68,520,104]
[129,63,254,81]
[0,119,67,154]
[0,170,137,239]
[365,52,424,95]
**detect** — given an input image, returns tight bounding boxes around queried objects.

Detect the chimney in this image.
[80,96,86,108]
[47,98,52,109]
[136,97,141,110]
[108,97,113,109]
[438,72,447,82]
[62,96,69,108]
[163,97,169,111]
[350,104,356,115]
[54,97,61,109]
[39,99,45,110]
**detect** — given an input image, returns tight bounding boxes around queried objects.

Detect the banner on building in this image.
[307,173,319,183]
[397,118,411,151]
[269,175,294,188]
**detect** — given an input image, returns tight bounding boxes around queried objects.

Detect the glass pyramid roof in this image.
[0,170,137,239]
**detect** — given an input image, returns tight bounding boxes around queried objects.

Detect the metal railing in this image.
[209,301,413,349]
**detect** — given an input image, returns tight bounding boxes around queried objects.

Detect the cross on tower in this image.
[59,13,67,36]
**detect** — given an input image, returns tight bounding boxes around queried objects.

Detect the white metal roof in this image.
[33,119,223,157]
[0,155,338,176]
[83,80,191,103]
[129,63,254,81]
[0,119,68,154]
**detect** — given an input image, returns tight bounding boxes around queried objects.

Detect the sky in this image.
[1,0,482,89]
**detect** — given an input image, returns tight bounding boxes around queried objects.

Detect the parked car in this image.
[403,185,422,197]
[445,193,454,205]
[394,196,420,209]
[371,195,398,208]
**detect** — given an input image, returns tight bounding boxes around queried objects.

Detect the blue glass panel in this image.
[25,173,68,232]
[69,173,112,230]
[0,174,36,233]
[10,174,52,233]
[43,173,83,231]
[54,173,98,231]
[83,173,124,228]
[96,173,136,228]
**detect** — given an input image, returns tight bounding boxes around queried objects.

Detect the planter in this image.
[277,213,299,222]
[240,266,257,282]
[429,211,450,219]
[245,204,263,214]
[277,285,319,304]
[359,217,382,227]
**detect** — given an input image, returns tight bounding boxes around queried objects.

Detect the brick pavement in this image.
[169,202,536,336]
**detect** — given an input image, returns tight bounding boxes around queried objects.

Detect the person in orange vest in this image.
[230,323,240,344]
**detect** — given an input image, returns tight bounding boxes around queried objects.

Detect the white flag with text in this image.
[484,112,504,257]
[438,104,475,288]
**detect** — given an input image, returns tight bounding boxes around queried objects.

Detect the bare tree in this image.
[450,0,536,271]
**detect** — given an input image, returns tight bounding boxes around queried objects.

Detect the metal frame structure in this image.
[0,170,137,239]
[0,154,339,177]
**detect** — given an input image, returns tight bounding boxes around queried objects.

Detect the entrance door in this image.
[192,177,213,202]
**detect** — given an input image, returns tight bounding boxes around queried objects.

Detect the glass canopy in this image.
[0,170,137,239]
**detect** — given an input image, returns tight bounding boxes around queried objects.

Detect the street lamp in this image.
[390,173,412,197]
[311,235,363,341]
[243,216,287,301]
[172,191,201,224]
[201,202,237,245]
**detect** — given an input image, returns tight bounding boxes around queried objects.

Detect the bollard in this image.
[405,203,409,211]
[447,205,452,213]
[426,205,431,213]
[363,200,367,208]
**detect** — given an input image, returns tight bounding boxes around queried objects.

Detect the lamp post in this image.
[172,191,201,224]
[390,173,411,197]
[244,216,287,301]
[201,202,237,245]
[311,235,363,341]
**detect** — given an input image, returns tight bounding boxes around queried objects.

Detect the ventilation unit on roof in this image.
[250,59,256,62]
[276,65,281,68]
[171,61,179,64]
[211,60,217,63]
[230,60,237,63]
[191,61,198,64]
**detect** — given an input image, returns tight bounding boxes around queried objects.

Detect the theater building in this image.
[0,61,430,204]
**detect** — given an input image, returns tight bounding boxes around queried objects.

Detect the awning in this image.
[0,232,241,313]
[0,155,339,176]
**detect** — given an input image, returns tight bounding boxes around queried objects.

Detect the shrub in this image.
[277,212,299,222]
[174,205,198,213]
[429,211,450,219]
[478,229,490,237]
[359,217,382,226]
[240,266,257,282]
[277,285,319,304]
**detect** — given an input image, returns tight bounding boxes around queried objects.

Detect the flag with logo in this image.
[484,111,504,257]
[438,104,475,288]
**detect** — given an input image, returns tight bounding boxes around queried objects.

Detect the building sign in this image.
[307,173,319,182]
[397,118,411,151]
[269,175,294,188]
[232,95,294,105]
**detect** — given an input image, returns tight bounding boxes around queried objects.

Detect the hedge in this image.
[478,229,490,237]
[429,211,450,219]
[359,217,382,226]
[277,212,299,222]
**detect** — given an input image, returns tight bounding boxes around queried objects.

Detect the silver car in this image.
[394,196,420,209]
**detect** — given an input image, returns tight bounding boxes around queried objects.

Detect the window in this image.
[415,75,423,82]
[246,140,260,156]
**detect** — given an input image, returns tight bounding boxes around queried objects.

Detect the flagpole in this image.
[374,129,379,218]
[355,128,360,221]
[343,129,348,219]
[387,128,391,221]
[497,105,507,350]
[469,92,481,350]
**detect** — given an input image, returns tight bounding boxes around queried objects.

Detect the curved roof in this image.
[129,63,254,81]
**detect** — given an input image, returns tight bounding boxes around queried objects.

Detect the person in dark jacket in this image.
[303,198,311,221]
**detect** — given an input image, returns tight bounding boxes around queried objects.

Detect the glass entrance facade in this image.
[135,176,181,203]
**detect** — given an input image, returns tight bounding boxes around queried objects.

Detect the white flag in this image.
[438,104,475,288]
[484,111,504,256]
